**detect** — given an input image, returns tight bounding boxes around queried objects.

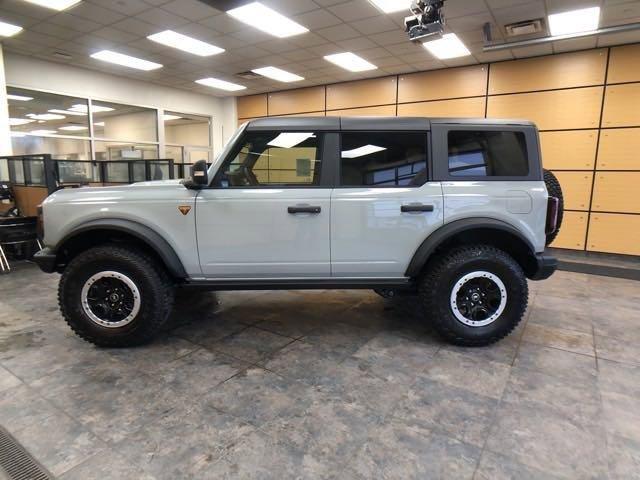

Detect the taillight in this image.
[546,197,559,235]
[36,204,44,240]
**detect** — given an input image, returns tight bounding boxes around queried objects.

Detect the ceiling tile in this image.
[91,0,151,16]
[262,0,322,15]
[48,13,103,33]
[316,23,362,41]
[368,29,409,47]
[161,0,221,21]
[327,0,381,22]
[336,36,378,50]
[444,0,490,18]
[112,17,162,37]
[349,15,398,35]
[94,26,141,44]
[67,2,126,25]
[135,8,191,28]
[198,13,244,34]
[492,1,546,25]
[294,8,343,29]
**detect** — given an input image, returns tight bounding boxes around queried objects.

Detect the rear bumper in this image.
[33,247,57,273]
[529,253,557,280]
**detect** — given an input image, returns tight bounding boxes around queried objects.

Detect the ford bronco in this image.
[34,117,562,347]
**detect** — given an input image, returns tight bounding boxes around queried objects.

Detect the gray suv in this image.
[34,117,562,348]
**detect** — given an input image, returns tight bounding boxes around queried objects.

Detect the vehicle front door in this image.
[196,130,334,278]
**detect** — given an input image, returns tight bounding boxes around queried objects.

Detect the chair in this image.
[0,217,42,273]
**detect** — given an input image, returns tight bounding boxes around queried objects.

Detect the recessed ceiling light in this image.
[9,118,35,126]
[163,114,182,121]
[423,33,470,59]
[548,6,600,36]
[324,52,377,72]
[252,66,304,83]
[147,30,225,57]
[94,121,105,127]
[30,129,58,135]
[58,125,88,131]
[368,0,411,14]
[0,21,23,37]
[22,0,81,11]
[91,50,162,71]
[49,109,86,116]
[227,2,308,38]
[342,144,387,158]
[7,94,33,101]
[195,77,246,92]
[70,104,114,113]
[26,113,66,120]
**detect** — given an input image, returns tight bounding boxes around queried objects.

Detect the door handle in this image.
[401,204,434,213]
[288,206,321,214]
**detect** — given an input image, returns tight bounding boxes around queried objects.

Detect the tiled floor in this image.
[0,263,639,479]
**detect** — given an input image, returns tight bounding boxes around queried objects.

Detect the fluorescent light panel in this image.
[252,66,304,83]
[94,121,105,127]
[196,77,246,91]
[423,33,470,59]
[9,118,34,126]
[22,0,81,11]
[268,133,315,149]
[49,109,86,116]
[368,0,411,13]
[227,2,308,38]
[548,7,600,36]
[7,94,33,101]
[70,104,114,113]
[147,30,224,57]
[26,113,65,120]
[0,21,23,37]
[58,125,87,131]
[163,114,182,121]
[342,145,387,159]
[30,129,57,135]
[91,50,162,71]
[324,52,377,72]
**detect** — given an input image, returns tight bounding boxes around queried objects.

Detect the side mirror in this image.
[185,159,208,189]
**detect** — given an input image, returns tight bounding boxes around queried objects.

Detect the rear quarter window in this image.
[448,130,529,177]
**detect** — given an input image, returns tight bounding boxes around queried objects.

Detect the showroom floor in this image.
[0,264,639,479]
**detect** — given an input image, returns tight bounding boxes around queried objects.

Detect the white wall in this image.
[2,53,238,157]
[0,46,11,157]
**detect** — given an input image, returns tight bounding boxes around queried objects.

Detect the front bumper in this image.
[529,253,558,280]
[33,247,57,273]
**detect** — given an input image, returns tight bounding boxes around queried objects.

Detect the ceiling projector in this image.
[405,0,446,42]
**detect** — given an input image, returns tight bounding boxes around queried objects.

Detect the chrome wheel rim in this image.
[81,271,141,328]
[450,271,507,327]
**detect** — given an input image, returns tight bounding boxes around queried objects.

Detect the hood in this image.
[43,179,187,205]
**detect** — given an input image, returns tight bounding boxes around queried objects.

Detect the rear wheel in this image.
[419,245,528,346]
[59,245,174,347]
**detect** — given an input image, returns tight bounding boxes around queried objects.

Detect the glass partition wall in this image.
[6,87,213,179]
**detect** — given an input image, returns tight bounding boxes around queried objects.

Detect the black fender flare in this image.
[55,218,188,279]
[405,217,536,277]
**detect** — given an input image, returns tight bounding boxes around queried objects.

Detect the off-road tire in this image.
[543,169,564,245]
[59,245,174,347]
[419,245,528,346]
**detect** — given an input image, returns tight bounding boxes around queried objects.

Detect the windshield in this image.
[207,123,248,180]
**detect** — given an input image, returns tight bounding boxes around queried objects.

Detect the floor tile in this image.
[474,450,564,480]
[522,323,595,356]
[596,335,640,367]
[59,452,157,480]
[207,326,294,363]
[0,365,21,392]
[607,433,640,480]
[601,389,640,443]
[598,358,640,397]
[514,341,597,383]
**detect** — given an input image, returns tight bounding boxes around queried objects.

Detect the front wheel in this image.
[419,245,528,346]
[59,245,175,347]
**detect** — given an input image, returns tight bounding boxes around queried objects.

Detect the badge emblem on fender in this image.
[178,205,191,216]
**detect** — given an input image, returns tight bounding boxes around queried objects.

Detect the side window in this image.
[447,130,529,177]
[219,131,323,187]
[340,132,428,187]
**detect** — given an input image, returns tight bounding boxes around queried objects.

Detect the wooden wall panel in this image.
[602,83,640,128]
[271,111,325,117]
[397,97,485,118]
[592,172,640,213]
[268,86,325,116]
[550,211,587,250]
[597,128,640,170]
[398,65,487,103]
[237,94,268,119]
[326,77,397,110]
[607,44,640,84]
[539,130,598,170]
[489,49,607,95]
[12,186,48,217]
[486,87,603,130]
[326,105,396,116]
[552,172,593,211]
[588,213,640,255]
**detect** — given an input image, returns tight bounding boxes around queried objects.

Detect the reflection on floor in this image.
[1,263,639,479]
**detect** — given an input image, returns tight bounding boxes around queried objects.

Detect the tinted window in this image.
[340,132,427,187]
[448,130,528,177]
[219,131,322,187]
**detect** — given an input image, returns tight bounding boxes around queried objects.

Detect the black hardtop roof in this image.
[245,116,537,131]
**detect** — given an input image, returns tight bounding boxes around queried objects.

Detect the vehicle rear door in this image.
[330,121,444,278]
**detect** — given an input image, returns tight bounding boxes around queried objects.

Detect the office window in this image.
[448,130,529,177]
[92,101,157,143]
[219,131,322,187]
[11,135,91,160]
[340,132,427,187]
